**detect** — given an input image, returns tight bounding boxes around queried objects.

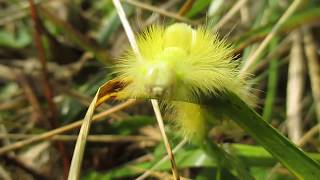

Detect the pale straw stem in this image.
[240,0,302,74]
[112,0,180,179]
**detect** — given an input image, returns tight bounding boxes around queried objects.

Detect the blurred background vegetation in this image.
[0,0,320,179]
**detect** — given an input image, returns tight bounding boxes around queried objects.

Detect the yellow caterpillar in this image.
[115,23,252,141]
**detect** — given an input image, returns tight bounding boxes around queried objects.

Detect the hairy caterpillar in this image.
[115,23,252,141]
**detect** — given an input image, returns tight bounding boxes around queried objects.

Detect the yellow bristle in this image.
[173,101,208,140]
[115,23,253,140]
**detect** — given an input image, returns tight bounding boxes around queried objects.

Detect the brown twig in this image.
[143,0,180,26]
[297,124,320,147]
[0,134,157,143]
[0,100,137,155]
[0,96,25,111]
[27,0,70,176]
[213,0,249,31]
[178,0,195,16]
[14,71,45,123]
[124,0,197,25]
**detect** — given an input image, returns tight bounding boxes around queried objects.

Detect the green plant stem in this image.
[262,38,278,121]
[234,7,320,55]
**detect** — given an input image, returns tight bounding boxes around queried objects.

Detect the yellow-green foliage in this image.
[115,23,251,140]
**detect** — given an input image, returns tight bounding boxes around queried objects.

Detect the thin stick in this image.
[28,0,58,130]
[124,0,196,25]
[240,0,303,74]
[297,124,320,147]
[213,0,249,31]
[151,99,180,180]
[0,100,136,155]
[112,1,180,179]
[143,0,180,26]
[28,0,70,175]
[136,138,187,180]
[178,0,195,16]
[0,133,157,142]
[113,0,140,57]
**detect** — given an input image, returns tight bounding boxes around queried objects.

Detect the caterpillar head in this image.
[116,23,195,99]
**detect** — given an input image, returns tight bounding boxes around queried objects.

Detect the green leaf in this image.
[186,0,212,18]
[234,7,320,50]
[204,92,320,179]
[262,38,279,121]
[251,167,296,180]
[199,139,254,180]
[82,143,320,179]
[0,27,31,48]
[195,168,237,180]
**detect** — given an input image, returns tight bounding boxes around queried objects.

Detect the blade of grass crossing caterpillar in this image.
[68,79,125,180]
[203,92,320,179]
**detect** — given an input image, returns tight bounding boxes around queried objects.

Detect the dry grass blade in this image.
[124,0,197,25]
[251,37,291,74]
[68,94,98,180]
[151,99,180,180]
[286,30,304,143]
[143,0,180,26]
[113,0,140,56]
[178,0,195,16]
[240,3,250,25]
[112,0,180,179]
[136,138,187,180]
[303,27,320,122]
[68,80,126,180]
[0,133,156,142]
[240,0,303,74]
[297,124,320,147]
[213,0,249,31]
[0,99,135,155]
